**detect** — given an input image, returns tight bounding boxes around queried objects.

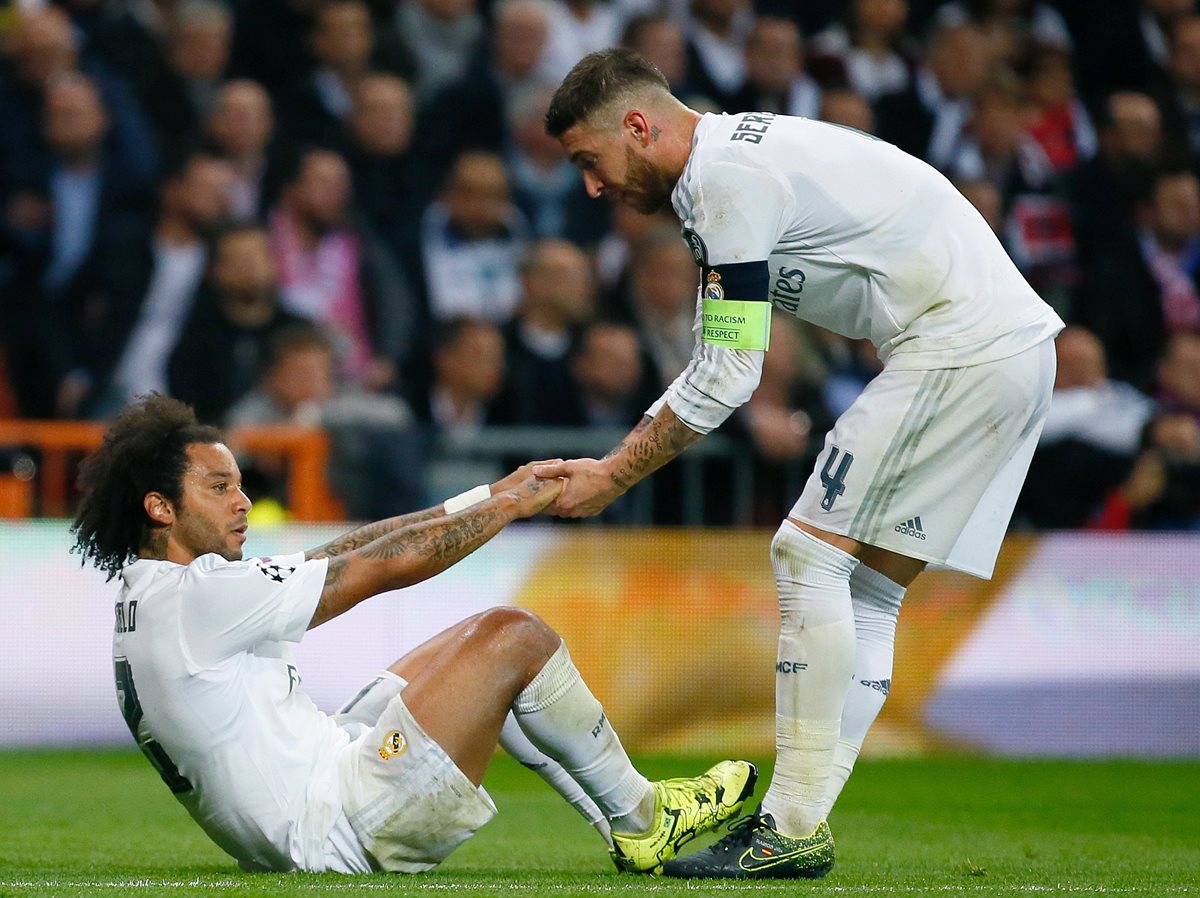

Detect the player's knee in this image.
[472,607,559,664]
[772,521,858,573]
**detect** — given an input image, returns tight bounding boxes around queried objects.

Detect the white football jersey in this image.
[655,111,1064,433]
[113,552,352,871]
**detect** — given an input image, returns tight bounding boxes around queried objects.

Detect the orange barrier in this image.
[0,420,343,521]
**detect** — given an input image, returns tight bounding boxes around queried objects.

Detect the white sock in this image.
[499,713,613,847]
[822,564,905,817]
[760,521,858,837]
[513,642,654,835]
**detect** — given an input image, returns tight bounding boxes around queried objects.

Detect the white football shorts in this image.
[334,673,496,873]
[791,339,1056,578]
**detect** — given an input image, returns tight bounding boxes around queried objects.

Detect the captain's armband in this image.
[699,260,771,350]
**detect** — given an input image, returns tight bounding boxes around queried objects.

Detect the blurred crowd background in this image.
[2,0,1199,529]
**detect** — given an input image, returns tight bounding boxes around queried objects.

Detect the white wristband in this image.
[443,484,492,514]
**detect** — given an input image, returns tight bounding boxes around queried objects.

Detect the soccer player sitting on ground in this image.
[71,393,755,875]
[536,50,1065,878]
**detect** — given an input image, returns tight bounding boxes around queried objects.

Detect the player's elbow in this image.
[717,351,765,408]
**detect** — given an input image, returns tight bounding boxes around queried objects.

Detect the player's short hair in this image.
[544,48,670,138]
[71,394,222,579]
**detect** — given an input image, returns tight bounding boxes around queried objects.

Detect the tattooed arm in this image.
[303,460,563,561]
[305,507,445,561]
[532,405,704,518]
[306,477,562,629]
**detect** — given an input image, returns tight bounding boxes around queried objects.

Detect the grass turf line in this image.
[0,751,1197,897]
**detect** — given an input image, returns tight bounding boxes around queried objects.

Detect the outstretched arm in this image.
[305,474,562,629]
[305,460,562,559]
[306,507,446,560]
[533,406,704,517]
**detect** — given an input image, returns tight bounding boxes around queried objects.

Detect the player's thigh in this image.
[334,614,489,729]
[400,607,559,785]
[791,342,1054,571]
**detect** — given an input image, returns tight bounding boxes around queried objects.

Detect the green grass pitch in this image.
[0,750,1197,897]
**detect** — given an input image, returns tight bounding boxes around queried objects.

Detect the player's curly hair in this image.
[545,48,670,138]
[71,394,222,579]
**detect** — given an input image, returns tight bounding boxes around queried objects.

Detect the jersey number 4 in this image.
[114,657,193,794]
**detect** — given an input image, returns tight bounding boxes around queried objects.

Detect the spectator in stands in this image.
[500,239,596,425]
[621,14,698,104]
[227,323,425,518]
[99,153,236,416]
[281,0,408,146]
[540,0,622,83]
[933,0,1073,66]
[684,0,755,108]
[594,204,678,301]
[343,73,422,254]
[2,74,156,418]
[0,7,160,199]
[170,225,309,422]
[726,16,826,118]
[1074,0,1193,104]
[506,81,610,244]
[1156,13,1200,157]
[740,314,827,465]
[137,0,235,164]
[394,0,484,102]
[952,71,1075,304]
[1074,167,1200,391]
[413,0,552,189]
[269,147,417,392]
[1017,326,1155,528]
[874,22,991,171]
[411,316,508,437]
[1087,332,1200,531]
[419,151,529,324]
[1071,91,1164,262]
[569,320,654,429]
[621,227,698,391]
[737,314,833,524]
[1158,329,1200,421]
[206,79,280,223]
[1019,45,1096,175]
[819,87,876,132]
[810,0,914,104]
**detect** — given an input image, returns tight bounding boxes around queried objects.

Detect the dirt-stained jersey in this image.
[112,552,360,872]
[653,111,1064,433]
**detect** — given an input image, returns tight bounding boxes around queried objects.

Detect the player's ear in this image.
[625,110,652,146]
[144,492,175,526]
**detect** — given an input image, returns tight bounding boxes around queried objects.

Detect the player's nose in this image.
[583,170,604,199]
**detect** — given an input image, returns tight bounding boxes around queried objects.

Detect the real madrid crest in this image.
[703,270,724,301]
[378,729,408,760]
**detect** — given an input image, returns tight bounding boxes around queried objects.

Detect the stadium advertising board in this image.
[0,522,1196,756]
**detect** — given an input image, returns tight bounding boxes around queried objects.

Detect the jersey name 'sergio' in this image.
[114,552,342,871]
[657,112,1064,432]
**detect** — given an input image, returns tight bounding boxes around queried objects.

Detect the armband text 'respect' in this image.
[698,260,772,350]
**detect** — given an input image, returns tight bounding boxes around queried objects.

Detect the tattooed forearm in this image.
[608,408,702,491]
[359,504,502,566]
[309,556,350,629]
[306,507,444,560]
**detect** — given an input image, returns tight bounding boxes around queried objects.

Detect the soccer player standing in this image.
[72,393,754,875]
[537,49,1064,878]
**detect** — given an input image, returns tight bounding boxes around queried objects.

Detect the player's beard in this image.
[620,145,676,215]
[174,503,244,562]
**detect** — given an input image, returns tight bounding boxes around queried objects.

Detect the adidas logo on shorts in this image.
[895,516,927,539]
